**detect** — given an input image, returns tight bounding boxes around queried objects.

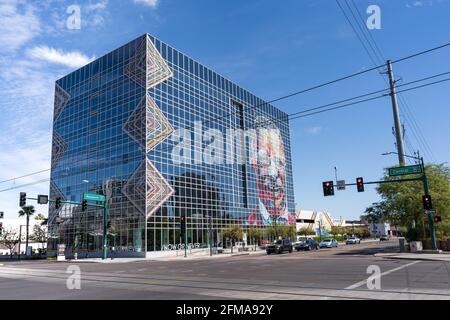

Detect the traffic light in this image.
[356,177,364,192]
[82,199,88,211]
[55,197,62,209]
[107,220,111,229]
[19,192,26,207]
[434,215,442,223]
[0,222,3,236]
[322,181,334,196]
[422,195,433,211]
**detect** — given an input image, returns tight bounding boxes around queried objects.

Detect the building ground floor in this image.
[47,221,294,259]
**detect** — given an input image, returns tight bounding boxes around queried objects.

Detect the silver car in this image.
[346,237,361,245]
[319,238,338,248]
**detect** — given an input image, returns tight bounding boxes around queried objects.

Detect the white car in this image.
[319,238,338,248]
[346,237,361,245]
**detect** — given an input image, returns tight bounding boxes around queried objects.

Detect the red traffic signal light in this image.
[422,195,433,211]
[356,177,364,192]
[322,181,334,197]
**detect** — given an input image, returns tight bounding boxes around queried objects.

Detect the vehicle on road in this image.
[379,235,389,241]
[319,238,338,248]
[346,237,361,245]
[295,239,320,251]
[266,239,293,254]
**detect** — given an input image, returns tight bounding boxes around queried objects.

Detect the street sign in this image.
[37,194,49,204]
[83,193,105,202]
[388,164,423,177]
[337,180,346,190]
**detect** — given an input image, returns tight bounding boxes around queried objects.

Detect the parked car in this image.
[266,239,293,254]
[295,239,320,251]
[379,235,389,241]
[346,237,361,245]
[319,238,338,248]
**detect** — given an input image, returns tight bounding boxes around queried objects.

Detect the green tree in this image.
[330,226,340,239]
[31,224,47,253]
[365,164,450,241]
[18,205,35,254]
[278,225,296,240]
[247,227,263,250]
[222,225,243,254]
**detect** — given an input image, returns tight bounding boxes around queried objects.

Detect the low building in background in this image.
[295,210,334,237]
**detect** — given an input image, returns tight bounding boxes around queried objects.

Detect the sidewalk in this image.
[64,249,266,263]
[375,252,450,262]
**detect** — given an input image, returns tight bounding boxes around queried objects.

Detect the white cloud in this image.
[305,126,323,135]
[406,0,435,8]
[134,0,159,8]
[0,1,41,53]
[86,0,108,12]
[26,46,95,68]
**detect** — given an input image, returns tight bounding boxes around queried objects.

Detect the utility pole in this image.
[387,60,406,166]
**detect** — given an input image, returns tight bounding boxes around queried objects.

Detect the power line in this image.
[337,0,440,162]
[0,178,50,193]
[1,42,450,186]
[2,72,450,194]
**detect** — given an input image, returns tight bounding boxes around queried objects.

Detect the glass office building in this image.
[47,34,295,258]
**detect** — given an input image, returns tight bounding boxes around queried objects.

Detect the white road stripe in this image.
[345,261,421,290]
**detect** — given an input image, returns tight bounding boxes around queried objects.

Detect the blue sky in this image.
[1,0,449,229]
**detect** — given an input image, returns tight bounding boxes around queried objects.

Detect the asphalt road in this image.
[1,240,450,300]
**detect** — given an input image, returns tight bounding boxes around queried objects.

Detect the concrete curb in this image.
[374,253,450,262]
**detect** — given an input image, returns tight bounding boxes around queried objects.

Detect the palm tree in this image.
[35,213,48,226]
[18,205,35,255]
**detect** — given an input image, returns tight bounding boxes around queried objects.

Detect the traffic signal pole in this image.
[103,201,109,260]
[420,155,437,250]
[25,195,109,259]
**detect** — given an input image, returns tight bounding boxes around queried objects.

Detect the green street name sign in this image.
[83,193,105,202]
[388,164,423,177]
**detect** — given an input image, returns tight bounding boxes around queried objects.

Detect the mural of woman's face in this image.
[254,127,287,217]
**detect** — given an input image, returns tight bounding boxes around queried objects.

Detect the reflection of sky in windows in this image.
[49,34,295,255]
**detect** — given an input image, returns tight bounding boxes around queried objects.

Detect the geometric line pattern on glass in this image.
[146,158,175,218]
[146,95,173,151]
[49,178,65,224]
[122,96,147,148]
[122,160,147,216]
[51,130,68,168]
[124,37,147,88]
[53,83,70,121]
[122,158,175,218]
[123,35,174,220]
[146,35,173,89]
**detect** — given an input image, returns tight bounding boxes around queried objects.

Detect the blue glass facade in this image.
[48,34,295,257]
